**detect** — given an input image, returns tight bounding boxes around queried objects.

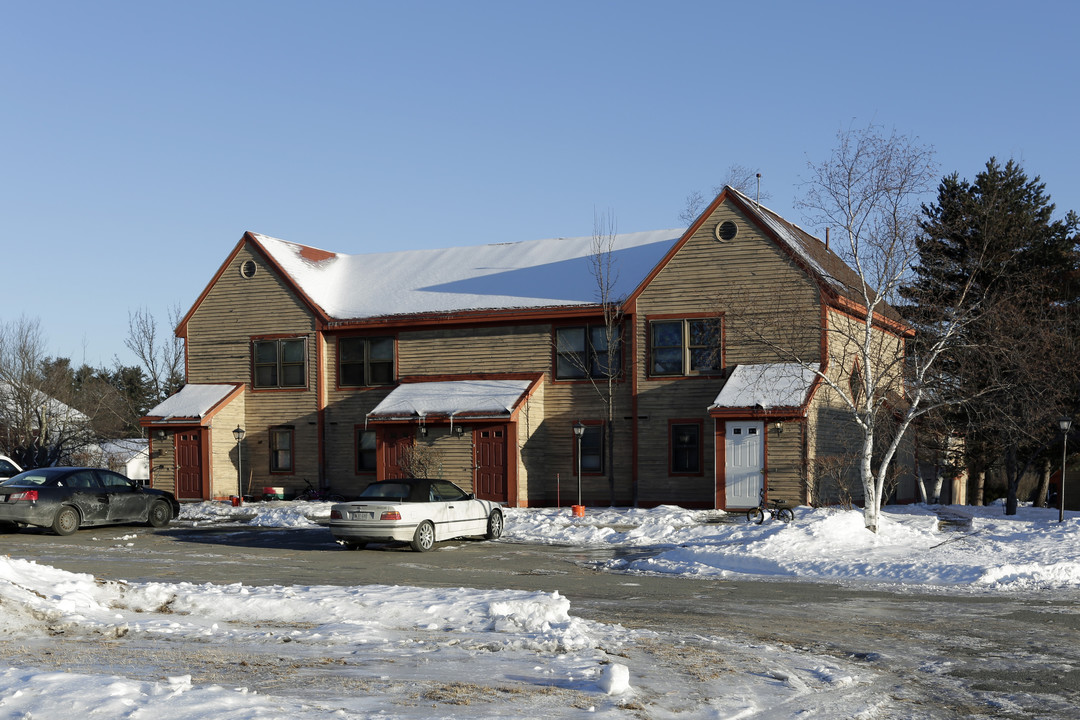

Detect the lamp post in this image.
[233,425,246,505]
[1059,417,1071,523]
[573,421,585,510]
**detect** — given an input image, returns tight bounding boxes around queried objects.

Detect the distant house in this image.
[143,187,918,507]
[0,382,90,467]
[87,439,151,484]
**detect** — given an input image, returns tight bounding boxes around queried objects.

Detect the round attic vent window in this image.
[240,260,258,279]
[714,220,738,242]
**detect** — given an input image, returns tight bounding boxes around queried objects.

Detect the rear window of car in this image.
[359,482,412,500]
[1,473,52,487]
[0,459,19,475]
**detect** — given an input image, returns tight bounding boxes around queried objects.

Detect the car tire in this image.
[410,520,435,552]
[485,510,504,540]
[52,506,80,536]
[147,500,173,528]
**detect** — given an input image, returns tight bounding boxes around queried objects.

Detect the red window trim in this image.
[644,314,725,381]
[334,334,399,392]
[668,418,705,477]
[269,426,295,474]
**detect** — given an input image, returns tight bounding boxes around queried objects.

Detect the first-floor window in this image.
[270,427,294,472]
[671,422,701,474]
[576,422,605,474]
[356,429,377,473]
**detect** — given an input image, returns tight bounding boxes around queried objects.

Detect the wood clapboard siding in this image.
[151,436,176,495]
[187,246,321,496]
[633,202,824,505]
[209,394,246,498]
[765,423,805,505]
[398,325,551,375]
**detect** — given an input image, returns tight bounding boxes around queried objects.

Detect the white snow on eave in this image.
[724,188,844,291]
[146,384,238,419]
[251,230,683,321]
[368,380,534,418]
[711,363,820,409]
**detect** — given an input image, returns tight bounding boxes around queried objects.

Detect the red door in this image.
[381,427,414,480]
[175,430,204,500]
[474,425,508,503]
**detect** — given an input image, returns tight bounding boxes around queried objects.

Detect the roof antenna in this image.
[755,173,761,207]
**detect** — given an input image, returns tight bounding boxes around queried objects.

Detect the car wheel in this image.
[52,506,80,536]
[147,500,173,528]
[341,540,367,550]
[485,510,504,540]
[410,520,435,552]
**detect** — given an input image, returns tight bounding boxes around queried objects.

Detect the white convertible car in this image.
[329,478,504,552]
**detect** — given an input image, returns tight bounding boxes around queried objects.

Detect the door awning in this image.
[366,378,539,426]
[141,383,244,427]
[709,363,820,414]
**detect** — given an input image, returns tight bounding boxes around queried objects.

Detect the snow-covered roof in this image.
[251,229,683,321]
[710,363,820,410]
[367,379,535,420]
[145,384,240,420]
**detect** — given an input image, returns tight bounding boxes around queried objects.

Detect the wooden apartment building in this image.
[142,187,918,508]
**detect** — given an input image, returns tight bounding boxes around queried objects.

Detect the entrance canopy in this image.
[142,383,243,426]
[366,378,538,425]
[710,363,820,413]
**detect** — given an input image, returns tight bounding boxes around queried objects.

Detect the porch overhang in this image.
[140,383,245,429]
[708,363,820,419]
[365,376,541,429]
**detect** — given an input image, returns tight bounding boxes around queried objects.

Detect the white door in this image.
[725,421,764,508]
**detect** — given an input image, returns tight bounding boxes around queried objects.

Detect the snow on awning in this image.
[144,384,242,422]
[710,364,820,411]
[366,379,536,424]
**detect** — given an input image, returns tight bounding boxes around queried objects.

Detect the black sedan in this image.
[0,467,180,535]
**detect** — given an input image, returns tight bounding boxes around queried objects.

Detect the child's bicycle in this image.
[746,487,795,524]
[293,479,345,502]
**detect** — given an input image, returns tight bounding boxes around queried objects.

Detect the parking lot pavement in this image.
[6,520,1080,717]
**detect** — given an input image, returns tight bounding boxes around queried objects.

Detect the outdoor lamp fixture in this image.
[233,425,246,504]
[1059,417,1071,523]
[454,425,465,437]
[774,421,784,435]
[573,421,586,508]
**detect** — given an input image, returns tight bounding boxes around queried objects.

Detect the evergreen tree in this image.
[901,159,1080,513]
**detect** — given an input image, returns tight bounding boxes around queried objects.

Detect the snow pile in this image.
[178,499,1080,591]
[0,556,605,652]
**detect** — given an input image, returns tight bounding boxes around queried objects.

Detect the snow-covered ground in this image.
[2,502,1077,717]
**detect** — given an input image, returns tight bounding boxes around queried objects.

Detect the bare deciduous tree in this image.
[680,164,771,226]
[0,316,94,466]
[124,304,185,405]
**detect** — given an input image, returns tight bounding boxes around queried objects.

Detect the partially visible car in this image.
[0,455,23,481]
[329,478,504,552]
[0,467,180,535]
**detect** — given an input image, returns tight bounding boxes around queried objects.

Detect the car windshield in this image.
[1,472,52,487]
[359,482,412,500]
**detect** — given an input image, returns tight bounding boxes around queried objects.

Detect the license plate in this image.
[350,511,373,520]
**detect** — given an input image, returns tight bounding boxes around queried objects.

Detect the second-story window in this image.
[649,318,723,377]
[555,325,622,380]
[253,338,307,388]
[339,337,395,387]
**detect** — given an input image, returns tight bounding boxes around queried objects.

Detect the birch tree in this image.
[793,125,947,532]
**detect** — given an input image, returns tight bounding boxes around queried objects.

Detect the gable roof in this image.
[179,187,903,334]
[249,229,683,323]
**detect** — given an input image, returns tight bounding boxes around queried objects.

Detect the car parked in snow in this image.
[329,478,504,552]
[0,455,23,481]
[0,467,180,535]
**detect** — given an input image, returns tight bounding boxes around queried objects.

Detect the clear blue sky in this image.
[2,0,1077,369]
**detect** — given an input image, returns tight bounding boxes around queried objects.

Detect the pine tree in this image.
[901,159,1080,512]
